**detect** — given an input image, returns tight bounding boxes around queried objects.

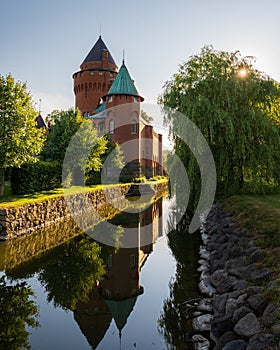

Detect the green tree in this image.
[41,108,108,186]
[0,73,45,196]
[40,108,85,162]
[0,276,39,350]
[160,46,280,200]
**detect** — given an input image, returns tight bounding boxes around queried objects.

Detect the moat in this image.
[0,195,201,350]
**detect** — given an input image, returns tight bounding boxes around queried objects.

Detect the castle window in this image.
[99,72,103,75]
[85,85,88,98]
[98,121,105,132]
[109,119,115,134]
[108,96,113,103]
[80,72,83,77]
[134,97,138,103]
[131,120,137,134]
[90,71,94,75]
[130,254,136,268]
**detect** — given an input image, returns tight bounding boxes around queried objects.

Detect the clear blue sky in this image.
[1,0,280,115]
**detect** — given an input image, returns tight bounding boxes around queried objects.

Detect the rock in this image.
[246,333,275,350]
[210,270,236,294]
[249,268,271,283]
[192,314,213,332]
[198,298,213,312]
[199,278,216,297]
[249,249,263,263]
[192,334,210,350]
[222,339,247,350]
[213,331,238,350]
[261,302,279,326]
[225,298,238,315]
[232,306,251,324]
[272,323,280,336]
[213,293,228,314]
[211,314,234,338]
[247,294,268,317]
[234,313,261,339]
[232,280,249,291]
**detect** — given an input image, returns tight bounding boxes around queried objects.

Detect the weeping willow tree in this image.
[160,46,280,200]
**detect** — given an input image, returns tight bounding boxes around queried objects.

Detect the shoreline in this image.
[192,204,280,350]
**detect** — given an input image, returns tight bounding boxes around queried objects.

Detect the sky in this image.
[1,0,280,116]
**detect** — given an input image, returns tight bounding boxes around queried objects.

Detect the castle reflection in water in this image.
[74,197,164,349]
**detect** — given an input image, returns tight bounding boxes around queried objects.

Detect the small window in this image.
[130,254,136,268]
[131,120,137,134]
[108,253,113,267]
[109,119,114,134]
[99,72,103,75]
[108,96,113,103]
[90,71,94,75]
[134,97,138,103]
[80,72,83,77]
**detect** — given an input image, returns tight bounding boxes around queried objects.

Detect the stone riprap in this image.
[192,205,280,350]
[0,181,168,240]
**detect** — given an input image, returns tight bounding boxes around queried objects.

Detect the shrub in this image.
[11,161,62,194]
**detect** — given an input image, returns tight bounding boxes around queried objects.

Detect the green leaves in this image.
[160,46,280,200]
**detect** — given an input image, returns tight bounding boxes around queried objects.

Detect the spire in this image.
[82,36,117,66]
[106,62,144,101]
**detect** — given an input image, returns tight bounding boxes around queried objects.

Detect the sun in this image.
[238,69,247,77]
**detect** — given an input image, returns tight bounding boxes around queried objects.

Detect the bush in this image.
[11,161,62,194]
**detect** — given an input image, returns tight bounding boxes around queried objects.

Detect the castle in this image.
[72,36,162,178]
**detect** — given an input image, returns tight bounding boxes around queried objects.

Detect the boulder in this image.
[211,314,234,338]
[192,334,210,350]
[222,339,247,350]
[192,314,213,332]
[234,313,261,339]
[247,294,268,317]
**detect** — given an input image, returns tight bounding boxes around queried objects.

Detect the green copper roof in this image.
[105,297,137,331]
[106,62,143,100]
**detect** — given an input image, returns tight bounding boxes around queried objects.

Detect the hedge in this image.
[11,161,62,194]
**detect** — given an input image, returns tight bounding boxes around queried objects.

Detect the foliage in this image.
[86,135,124,185]
[38,236,105,310]
[40,108,84,163]
[11,161,61,194]
[159,46,280,202]
[0,73,45,196]
[0,276,39,350]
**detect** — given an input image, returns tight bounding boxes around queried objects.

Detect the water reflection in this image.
[74,197,163,348]
[158,212,201,350]
[0,196,167,349]
[0,276,39,350]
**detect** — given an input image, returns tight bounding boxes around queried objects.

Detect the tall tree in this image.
[0,74,45,196]
[40,108,85,163]
[160,46,280,200]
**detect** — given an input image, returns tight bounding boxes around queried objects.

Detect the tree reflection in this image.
[0,276,39,350]
[38,235,105,310]
[158,212,201,350]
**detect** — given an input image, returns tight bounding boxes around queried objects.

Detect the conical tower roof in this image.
[82,36,117,66]
[106,61,144,101]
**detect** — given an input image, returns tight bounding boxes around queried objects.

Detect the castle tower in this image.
[103,61,144,176]
[73,36,118,116]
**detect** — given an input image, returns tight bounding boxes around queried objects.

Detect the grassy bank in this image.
[221,194,280,279]
[0,179,168,208]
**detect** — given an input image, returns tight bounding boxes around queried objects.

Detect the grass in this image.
[0,178,168,208]
[0,181,129,208]
[221,194,280,279]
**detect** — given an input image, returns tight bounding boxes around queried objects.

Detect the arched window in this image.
[109,119,115,134]
[98,121,105,132]
[131,120,137,134]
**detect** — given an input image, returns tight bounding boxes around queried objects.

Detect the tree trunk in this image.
[0,168,5,197]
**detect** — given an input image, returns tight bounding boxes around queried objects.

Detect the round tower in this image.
[73,36,118,116]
